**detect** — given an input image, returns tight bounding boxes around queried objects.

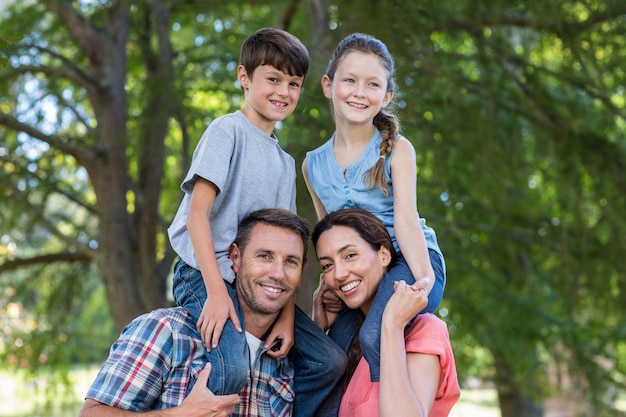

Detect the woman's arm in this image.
[379,281,438,417]
[389,138,435,292]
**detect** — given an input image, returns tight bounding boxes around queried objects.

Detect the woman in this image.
[312,208,460,417]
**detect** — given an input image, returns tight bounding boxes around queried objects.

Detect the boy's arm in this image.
[264,296,295,358]
[302,158,328,220]
[187,178,242,349]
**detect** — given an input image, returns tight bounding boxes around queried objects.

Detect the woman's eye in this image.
[321,262,333,271]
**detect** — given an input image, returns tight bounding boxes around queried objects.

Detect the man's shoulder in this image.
[127,307,196,337]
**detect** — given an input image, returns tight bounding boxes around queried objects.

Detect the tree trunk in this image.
[494,354,544,417]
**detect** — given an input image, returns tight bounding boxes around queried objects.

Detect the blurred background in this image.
[1,1,625,416]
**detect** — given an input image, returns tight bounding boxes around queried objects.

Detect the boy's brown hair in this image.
[239,27,310,80]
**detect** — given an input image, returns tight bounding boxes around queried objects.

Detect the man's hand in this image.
[197,284,242,350]
[77,363,241,417]
[178,363,241,417]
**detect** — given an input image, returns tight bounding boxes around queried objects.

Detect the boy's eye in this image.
[290,81,301,88]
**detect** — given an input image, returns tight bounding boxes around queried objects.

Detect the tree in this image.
[1,1,625,416]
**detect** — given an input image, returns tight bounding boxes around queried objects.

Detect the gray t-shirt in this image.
[167,110,297,283]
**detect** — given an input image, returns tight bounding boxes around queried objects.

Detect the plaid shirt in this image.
[86,307,294,416]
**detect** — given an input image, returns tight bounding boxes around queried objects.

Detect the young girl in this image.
[302,33,446,384]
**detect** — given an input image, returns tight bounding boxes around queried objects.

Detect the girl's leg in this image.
[359,249,446,381]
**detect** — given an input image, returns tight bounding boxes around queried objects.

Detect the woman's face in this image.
[316,225,391,314]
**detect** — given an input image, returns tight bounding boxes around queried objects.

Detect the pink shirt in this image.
[338,314,460,417]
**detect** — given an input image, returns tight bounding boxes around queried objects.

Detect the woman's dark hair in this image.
[312,208,397,267]
[324,33,399,196]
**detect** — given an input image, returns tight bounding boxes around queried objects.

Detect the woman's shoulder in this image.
[405,313,451,349]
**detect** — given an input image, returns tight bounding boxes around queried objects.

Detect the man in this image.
[79,208,316,417]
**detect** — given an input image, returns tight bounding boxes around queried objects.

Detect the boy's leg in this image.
[359,250,446,381]
[173,259,248,395]
[290,306,347,417]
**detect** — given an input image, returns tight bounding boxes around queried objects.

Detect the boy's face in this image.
[238,64,304,136]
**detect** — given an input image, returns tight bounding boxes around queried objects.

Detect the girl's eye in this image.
[344,78,355,84]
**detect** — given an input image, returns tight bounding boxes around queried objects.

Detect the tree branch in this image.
[0,252,92,274]
[0,111,94,167]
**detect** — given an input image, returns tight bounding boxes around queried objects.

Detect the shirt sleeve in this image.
[85,312,174,411]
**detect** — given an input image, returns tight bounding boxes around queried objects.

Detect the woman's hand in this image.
[312,274,341,331]
[382,280,428,329]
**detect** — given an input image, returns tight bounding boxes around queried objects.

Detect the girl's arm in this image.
[379,281,439,417]
[302,158,328,220]
[389,138,435,293]
[187,178,242,348]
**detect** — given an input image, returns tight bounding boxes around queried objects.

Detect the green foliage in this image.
[0,0,625,415]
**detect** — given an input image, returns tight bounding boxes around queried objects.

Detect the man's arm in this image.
[79,364,241,417]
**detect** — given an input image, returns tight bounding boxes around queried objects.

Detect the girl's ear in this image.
[382,90,394,108]
[321,75,332,99]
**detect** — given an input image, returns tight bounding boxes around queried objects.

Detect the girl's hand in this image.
[382,280,428,329]
[197,285,242,350]
[312,275,340,331]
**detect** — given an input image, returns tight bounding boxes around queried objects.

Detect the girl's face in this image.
[322,51,393,127]
[315,225,391,314]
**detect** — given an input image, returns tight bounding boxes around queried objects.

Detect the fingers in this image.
[197,362,212,388]
[229,307,243,333]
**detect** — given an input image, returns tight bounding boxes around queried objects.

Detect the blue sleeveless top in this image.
[306,129,442,257]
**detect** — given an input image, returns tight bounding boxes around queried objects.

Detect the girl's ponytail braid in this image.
[364,110,399,197]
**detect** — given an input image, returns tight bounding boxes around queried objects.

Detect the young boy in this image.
[167,28,346,417]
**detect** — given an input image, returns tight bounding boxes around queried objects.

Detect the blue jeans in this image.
[173,259,347,417]
[172,259,249,395]
[328,249,446,381]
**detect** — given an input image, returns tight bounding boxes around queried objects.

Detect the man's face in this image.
[231,223,304,316]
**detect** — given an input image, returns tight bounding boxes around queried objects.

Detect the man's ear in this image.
[229,243,241,275]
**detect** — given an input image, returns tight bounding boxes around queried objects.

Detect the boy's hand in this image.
[197,285,242,350]
[265,304,294,359]
[382,280,428,329]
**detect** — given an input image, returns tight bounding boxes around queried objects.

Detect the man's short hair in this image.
[234,208,310,264]
[239,27,310,79]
